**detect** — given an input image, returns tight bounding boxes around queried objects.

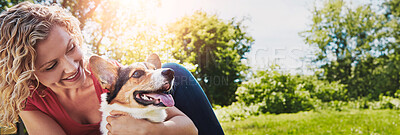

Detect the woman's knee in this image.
[162,63,192,77]
[162,63,199,88]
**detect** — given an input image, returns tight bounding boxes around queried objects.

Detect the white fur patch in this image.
[150,69,174,90]
[99,93,168,135]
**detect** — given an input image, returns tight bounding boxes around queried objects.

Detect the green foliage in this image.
[310,95,400,112]
[221,109,400,135]
[235,70,347,114]
[17,0,170,65]
[0,0,28,12]
[214,102,259,122]
[299,75,348,102]
[368,95,400,110]
[167,11,254,106]
[2,0,102,29]
[301,0,400,100]
[215,69,348,121]
[82,0,174,64]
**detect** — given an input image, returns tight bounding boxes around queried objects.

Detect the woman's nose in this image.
[62,56,78,74]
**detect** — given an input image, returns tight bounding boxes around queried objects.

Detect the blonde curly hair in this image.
[0,1,83,126]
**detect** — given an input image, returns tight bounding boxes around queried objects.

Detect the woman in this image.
[0,2,223,135]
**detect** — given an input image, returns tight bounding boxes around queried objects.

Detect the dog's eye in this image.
[132,70,145,78]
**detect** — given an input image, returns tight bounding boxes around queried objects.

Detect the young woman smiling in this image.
[0,2,223,135]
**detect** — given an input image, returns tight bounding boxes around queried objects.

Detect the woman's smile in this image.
[62,66,82,82]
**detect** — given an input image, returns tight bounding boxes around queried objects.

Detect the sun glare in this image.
[85,0,184,63]
[114,0,164,26]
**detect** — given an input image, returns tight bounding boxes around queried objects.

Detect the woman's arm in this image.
[19,111,66,135]
[156,106,198,134]
[107,106,197,135]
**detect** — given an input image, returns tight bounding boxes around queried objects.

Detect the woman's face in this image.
[34,25,87,90]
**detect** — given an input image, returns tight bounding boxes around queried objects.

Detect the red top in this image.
[24,73,108,135]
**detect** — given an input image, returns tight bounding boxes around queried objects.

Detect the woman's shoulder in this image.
[24,85,50,111]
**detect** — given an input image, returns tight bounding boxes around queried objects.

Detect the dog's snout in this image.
[162,69,174,79]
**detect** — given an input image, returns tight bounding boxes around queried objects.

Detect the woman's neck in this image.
[52,70,94,100]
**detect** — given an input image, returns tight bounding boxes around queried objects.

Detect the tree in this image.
[301,0,400,100]
[7,0,170,64]
[385,0,400,45]
[167,11,254,106]
[0,0,102,29]
[82,0,172,64]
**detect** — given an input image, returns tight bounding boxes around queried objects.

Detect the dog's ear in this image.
[89,56,118,92]
[146,53,161,69]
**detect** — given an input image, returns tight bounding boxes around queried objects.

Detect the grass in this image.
[220,109,400,135]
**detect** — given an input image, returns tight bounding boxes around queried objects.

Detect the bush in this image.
[215,69,348,121]
[214,102,259,122]
[311,95,400,112]
[235,70,348,113]
[300,76,348,102]
[215,69,400,122]
[366,95,400,110]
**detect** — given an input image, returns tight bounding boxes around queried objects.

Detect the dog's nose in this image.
[162,69,174,79]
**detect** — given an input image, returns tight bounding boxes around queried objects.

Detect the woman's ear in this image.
[28,74,39,90]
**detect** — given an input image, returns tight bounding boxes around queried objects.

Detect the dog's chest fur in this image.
[99,93,167,135]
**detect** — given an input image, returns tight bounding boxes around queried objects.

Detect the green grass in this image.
[221,109,400,135]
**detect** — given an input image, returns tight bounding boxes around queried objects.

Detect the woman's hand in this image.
[106,107,197,135]
[106,110,154,135]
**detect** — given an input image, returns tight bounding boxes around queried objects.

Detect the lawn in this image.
[221,109,400,135]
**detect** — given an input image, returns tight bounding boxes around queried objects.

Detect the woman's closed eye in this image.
[42,40,76,71]
[67,43,76,53]
[45,62,57,71]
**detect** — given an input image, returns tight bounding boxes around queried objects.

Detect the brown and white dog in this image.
[89,54,175,135]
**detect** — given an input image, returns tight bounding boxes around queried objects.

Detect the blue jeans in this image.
[162,63,224,135]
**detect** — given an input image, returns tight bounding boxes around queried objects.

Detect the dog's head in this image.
[89,54,175,108]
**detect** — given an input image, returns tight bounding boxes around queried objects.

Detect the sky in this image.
[151,0,384,74]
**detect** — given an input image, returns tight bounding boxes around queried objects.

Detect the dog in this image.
[89,53,175,135]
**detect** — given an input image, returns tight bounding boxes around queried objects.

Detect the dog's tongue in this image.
[146,93,175,107]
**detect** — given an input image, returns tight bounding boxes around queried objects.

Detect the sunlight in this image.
[114,0,191,26]
[83,0,185,63]
[116,0,162,26]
